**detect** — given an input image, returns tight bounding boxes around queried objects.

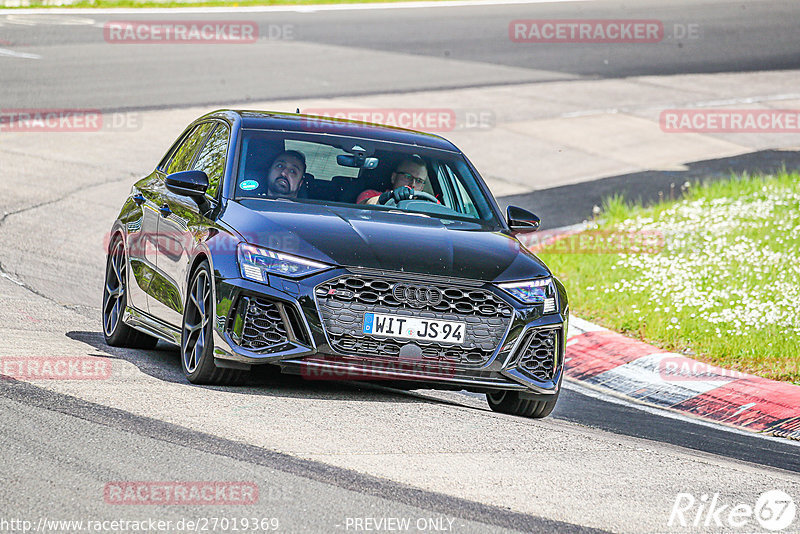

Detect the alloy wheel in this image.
[182,268,212,374]
[103,240,126,337]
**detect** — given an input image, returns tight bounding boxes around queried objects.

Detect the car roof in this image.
[200,109,461,153]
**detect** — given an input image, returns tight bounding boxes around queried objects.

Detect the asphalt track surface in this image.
[2,1,800,532]
[0,379,597,534]
[1,0,800,110]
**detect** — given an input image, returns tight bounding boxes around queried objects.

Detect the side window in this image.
[453,176,478,217]
[436,164,455,207]
[166,123,214,175]
[437,162,479,219]
[193,123,229,199]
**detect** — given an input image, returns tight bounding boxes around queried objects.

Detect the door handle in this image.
[132,193,145,206]
[159,204,172,218]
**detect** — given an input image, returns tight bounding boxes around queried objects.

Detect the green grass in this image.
[537,171,800,384]
[2,0,443,8]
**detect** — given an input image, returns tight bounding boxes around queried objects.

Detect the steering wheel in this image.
[383,190,439,206]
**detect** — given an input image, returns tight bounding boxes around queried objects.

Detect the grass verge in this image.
[536,171,800,384]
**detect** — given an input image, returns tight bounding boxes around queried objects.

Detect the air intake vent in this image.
[513,328,558,380]
[228,296,310,353]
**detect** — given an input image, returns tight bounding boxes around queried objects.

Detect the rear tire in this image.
[180,260,245,385]
[102,237,159,349]
[486,389,560,419]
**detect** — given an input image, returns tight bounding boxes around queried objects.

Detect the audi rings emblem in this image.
[392,283,443,307]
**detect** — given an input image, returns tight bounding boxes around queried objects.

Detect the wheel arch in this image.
[185,247,216,316]
[107,222,127,255]
[188,250,211,280]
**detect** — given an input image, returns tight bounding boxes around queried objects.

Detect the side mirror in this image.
[507,205,540,233]
[165,170,209,199]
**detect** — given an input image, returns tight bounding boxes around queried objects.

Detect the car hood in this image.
[226,200,550,282]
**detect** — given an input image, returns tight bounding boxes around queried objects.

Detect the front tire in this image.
[486,389,560,419]
[181,260,244,385]
[102,237,158,349]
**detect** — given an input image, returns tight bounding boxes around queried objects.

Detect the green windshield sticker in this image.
[239,180,259,190]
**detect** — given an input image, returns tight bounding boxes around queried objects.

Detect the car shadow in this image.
[66,330,429,404]
[497,149,800,230]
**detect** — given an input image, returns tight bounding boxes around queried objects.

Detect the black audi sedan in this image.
[103,110,568,418]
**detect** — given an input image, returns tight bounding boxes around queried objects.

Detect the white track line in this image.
[0,47,41,59]
[0,0,589,15]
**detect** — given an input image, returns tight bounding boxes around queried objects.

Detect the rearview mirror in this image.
[337,154,379,169]
[165,170,209,199]
[507,206,540,233]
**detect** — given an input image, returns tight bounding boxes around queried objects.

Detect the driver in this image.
[264,150,306,198]
[357,155,428,205]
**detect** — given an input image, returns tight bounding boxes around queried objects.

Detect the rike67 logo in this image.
[669,490,796,531]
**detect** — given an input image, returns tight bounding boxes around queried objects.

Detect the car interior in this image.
[234,133,488,223]
[237,137,438,204]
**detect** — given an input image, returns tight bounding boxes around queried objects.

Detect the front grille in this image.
[332,334,490,365]
[315,274,514,367]
[317,275,512,316]
[229,296,289,352]
[513,328,558,380]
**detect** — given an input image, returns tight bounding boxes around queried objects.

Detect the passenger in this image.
[357,155,428,205]
[264,150,306,199]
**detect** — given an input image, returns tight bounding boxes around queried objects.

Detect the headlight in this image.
[237,243,329,282]
[498,277,558,313]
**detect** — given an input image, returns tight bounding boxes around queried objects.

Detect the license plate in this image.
[362,313,465,345]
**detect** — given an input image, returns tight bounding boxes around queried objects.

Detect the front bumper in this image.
[211,267,567,395]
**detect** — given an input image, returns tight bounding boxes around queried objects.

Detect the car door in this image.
[154,121,229,329]
[124,172,163,314]
[147,122,214,327]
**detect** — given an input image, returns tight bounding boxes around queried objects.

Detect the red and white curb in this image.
[565,316,800,441]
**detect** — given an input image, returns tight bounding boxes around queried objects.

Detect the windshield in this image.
[235,129,500,226]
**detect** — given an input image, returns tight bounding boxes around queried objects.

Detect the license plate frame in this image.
[362,312,465,345]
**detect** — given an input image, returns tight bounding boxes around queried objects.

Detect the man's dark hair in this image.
[279,149,307,174]
[394,154,427,173]
[399,154,425,167]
